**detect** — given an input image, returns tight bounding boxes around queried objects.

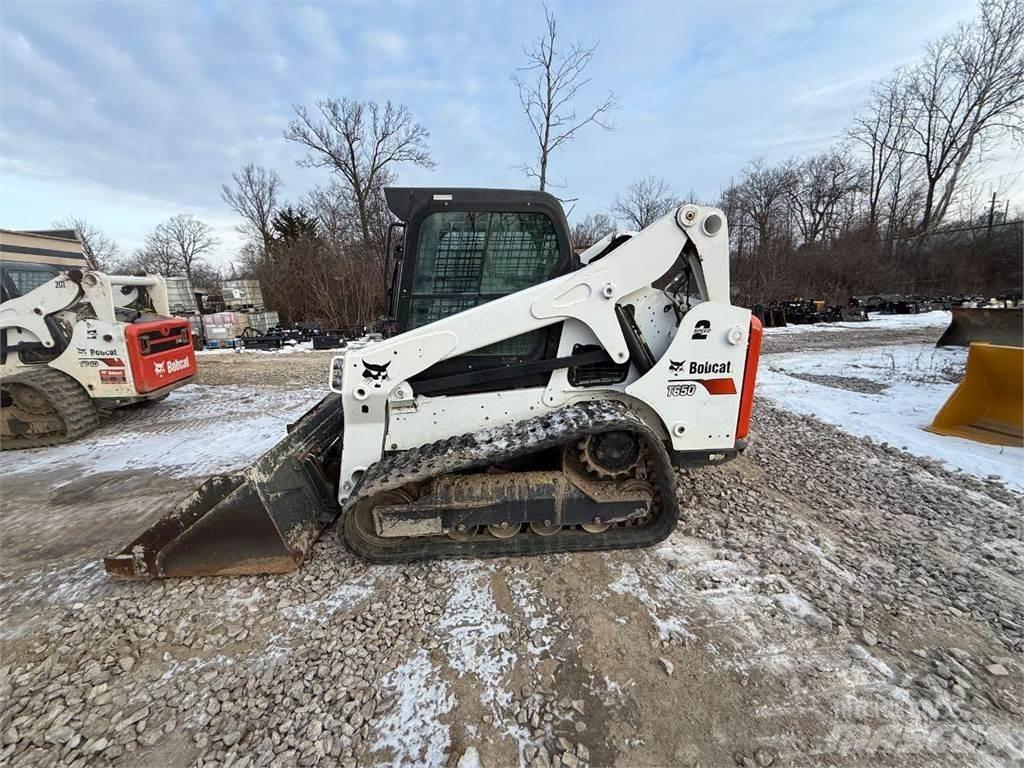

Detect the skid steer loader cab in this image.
[106,187,764,577]
[383,187,575,391]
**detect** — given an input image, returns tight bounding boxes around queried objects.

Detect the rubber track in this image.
[340,400,679,563]
[1,368,99,450]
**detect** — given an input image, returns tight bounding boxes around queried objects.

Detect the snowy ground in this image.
[0,384,323,480]
[759,340,1024,489]
[763,309,952,335]
[196,340,317,356]
[196,339,366,357]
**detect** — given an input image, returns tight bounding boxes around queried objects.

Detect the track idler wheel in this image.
[487,522,521,539]
[446,525,479,541]
[529,522,561,536]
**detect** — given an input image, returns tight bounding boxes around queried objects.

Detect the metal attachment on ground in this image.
[926,343,1023,447]
[104,394,344,578]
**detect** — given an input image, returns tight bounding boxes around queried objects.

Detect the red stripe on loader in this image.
[736,316,763,439]
[701,378,737,395]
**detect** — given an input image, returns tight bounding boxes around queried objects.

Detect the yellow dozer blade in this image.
[926,343,1023,447]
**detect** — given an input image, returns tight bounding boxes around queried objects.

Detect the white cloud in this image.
[292,5,345,63]
[270,53,289,73]
[363,29,407,59]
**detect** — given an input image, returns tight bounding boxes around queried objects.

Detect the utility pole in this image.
[988,192,997,232]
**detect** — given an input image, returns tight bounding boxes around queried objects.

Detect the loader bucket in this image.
[925,343,1023,447]
[936,307,1023,348]
[104,394,343,578]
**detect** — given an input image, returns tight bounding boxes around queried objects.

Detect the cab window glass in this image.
[3,266,59,297]
[409,211,560,356]
[413,212,559,299]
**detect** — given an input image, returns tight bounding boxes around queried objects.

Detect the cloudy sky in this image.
[1,0,1020,267]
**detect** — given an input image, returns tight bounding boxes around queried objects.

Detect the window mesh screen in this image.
[430,231,486,293]
[408,211,560,357]
[5,268,58,296]
[409,295,482,327]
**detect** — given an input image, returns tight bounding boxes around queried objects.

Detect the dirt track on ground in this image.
[1,327,1021,767]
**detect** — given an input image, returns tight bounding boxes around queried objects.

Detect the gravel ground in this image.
[762,325,944,355]
[2,330,1022,767]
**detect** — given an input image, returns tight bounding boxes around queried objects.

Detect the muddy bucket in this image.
[936,307,1023,348]
[926,343,1023,447]
[104,394,344,578]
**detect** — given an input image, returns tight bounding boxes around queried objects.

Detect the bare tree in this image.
[188,261,223,294]
[610,177,678,230]
[570,212,615,249]
[734,159,797,246]
[849,74,915,232]
[50,217,119,271]
[905,0,1024,231]
[130,239,179,276]
[133,214,217,282]
[221,164,281,255]
[513,4,617,191]
[284,98,433,260]
[787,150,863,245]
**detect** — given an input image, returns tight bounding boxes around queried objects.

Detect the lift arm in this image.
[336,204,731,498]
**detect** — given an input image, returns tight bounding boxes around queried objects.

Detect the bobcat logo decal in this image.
[153,361,166,376]
[362,360,392,387]
[668,359,686,373]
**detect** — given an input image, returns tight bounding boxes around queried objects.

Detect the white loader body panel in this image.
[334,204,756,501]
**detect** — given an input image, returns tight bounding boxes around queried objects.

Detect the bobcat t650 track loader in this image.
[105,188,762,578]
[0,249,197,448]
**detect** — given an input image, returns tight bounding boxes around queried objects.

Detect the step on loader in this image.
[104,188,762,577]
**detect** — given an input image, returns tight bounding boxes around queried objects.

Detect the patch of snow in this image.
[774,591,814,619]
[281,579,374,624]
[0,561,110,639]
[608,538,834,675]
[196,340,317,356]
[438,563,516,707]
[601,675,626,697]
[764,310,950,335]
[608,560,697,644]
[506,573,558,656]
[758,343,1024,489]
[0,385,324,479]
[456,746,482,768]
[372,649,453,768]
[1,560,107,610]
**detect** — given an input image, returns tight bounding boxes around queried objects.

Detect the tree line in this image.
[714,0,1024,304]
[55,0,1022,323]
